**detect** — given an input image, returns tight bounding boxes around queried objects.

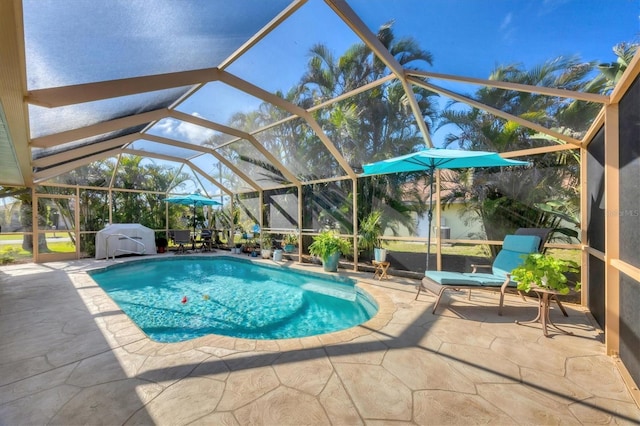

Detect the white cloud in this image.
[500,13,513,31]
[153,118,179,134]
[154,114,216,143]
[499,12,516,44]
[540,0,571,16]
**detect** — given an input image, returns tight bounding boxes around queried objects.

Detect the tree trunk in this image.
[19,197,49,253]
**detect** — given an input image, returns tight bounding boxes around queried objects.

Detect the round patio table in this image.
[516,287,573,337]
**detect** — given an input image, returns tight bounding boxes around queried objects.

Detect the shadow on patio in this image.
[1,259,638,425]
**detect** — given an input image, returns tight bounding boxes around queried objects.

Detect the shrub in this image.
[0,248,19,265]
[511,253,580,295]
[309,230,352,262]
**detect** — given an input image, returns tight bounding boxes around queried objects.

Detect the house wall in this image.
[391,203,579,243]
[414,204,482,240]
[384,204,482,240]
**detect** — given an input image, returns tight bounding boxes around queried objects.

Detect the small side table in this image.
[372,260,390,280]
[516,287,572,337]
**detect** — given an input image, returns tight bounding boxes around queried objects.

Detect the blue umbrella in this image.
[164,193,222,235]
[361,148,529,271]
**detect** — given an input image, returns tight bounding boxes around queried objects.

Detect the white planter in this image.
[374,248,387,262]
[261,249,272,259]
[273,249,283,261]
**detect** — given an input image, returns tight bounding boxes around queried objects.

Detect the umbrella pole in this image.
[426,170,434,272]
[192,203,197,250]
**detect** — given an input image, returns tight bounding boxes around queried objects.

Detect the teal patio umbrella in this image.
[361,148,529,271]
[164,193,222,236]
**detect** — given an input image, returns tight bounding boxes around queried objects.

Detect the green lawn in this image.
[1,237,77,264]
[0,232,65,241]
[383,240,490,257]
[0,234,581,266]
[382,240,580,263]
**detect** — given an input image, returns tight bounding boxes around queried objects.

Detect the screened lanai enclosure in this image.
[1,0,639,401]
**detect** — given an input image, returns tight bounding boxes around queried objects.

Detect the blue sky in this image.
[226,0,640,88]
[174,0,640,148]
[352,0,639,77]
[24,0,640,149]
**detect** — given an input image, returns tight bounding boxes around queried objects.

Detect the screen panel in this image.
[586,126,605,252]
[303,180,353,235]
[620,272,640,387]
[23,0,291,88]
[226,1,363,97]
[146,118,218,146]
[79,189,110,232]
[128,140,203,160]
[253,119,344,182]
[112,155,183,192]
[189,153,255,194]
[217,140,285,190]
[176,81,291,133]
[28,88,191,138]
[40,159,116,188]
[587,254,605,329]
[235,193,261,234]
[618,75,640,268]
[263,188,299,230]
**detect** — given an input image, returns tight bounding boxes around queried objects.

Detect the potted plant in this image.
[260,233,273,259]
[309,230,352,272]
[283,233,298,253]
[358,210,386,262]
[511,253,581,295]
[245,240,259,257]
[155,237,168,254]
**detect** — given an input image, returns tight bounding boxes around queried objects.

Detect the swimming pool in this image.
[89,256,378,342]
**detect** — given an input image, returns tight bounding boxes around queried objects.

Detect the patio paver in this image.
[1,254,639,425]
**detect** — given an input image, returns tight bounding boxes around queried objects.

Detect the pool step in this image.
[300,282,356,301]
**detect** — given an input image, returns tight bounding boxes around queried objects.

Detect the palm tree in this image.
[594,42,639,93]
[298,21,438,234]
[210,22,438,239]
[441,56,599,151]
[438,56,595,249]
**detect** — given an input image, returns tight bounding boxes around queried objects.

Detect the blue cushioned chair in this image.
[416,234,541,315]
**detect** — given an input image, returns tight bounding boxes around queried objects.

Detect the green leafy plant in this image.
[0,248,19,265]
[260,232,273,249]
[511,253,580,295]
[358,210,383,254]
[283,233,299,246]
[309,230,352,262]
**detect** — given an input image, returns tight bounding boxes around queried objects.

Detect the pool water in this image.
[89,256,378,342]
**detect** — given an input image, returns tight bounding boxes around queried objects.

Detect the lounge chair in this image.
[172,230,191,253]
[462,227,553,304]
[416,234,541,315]
[198,229,213,252]
[514,227,552,253]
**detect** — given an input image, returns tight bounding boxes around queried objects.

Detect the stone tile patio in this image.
[1,254,639,425]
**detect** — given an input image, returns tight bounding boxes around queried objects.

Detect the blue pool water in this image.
[89,256,378,342]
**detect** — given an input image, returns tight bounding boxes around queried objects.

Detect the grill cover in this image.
[95,223,156,259]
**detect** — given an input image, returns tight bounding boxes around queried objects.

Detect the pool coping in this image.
[74,252,396,355]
